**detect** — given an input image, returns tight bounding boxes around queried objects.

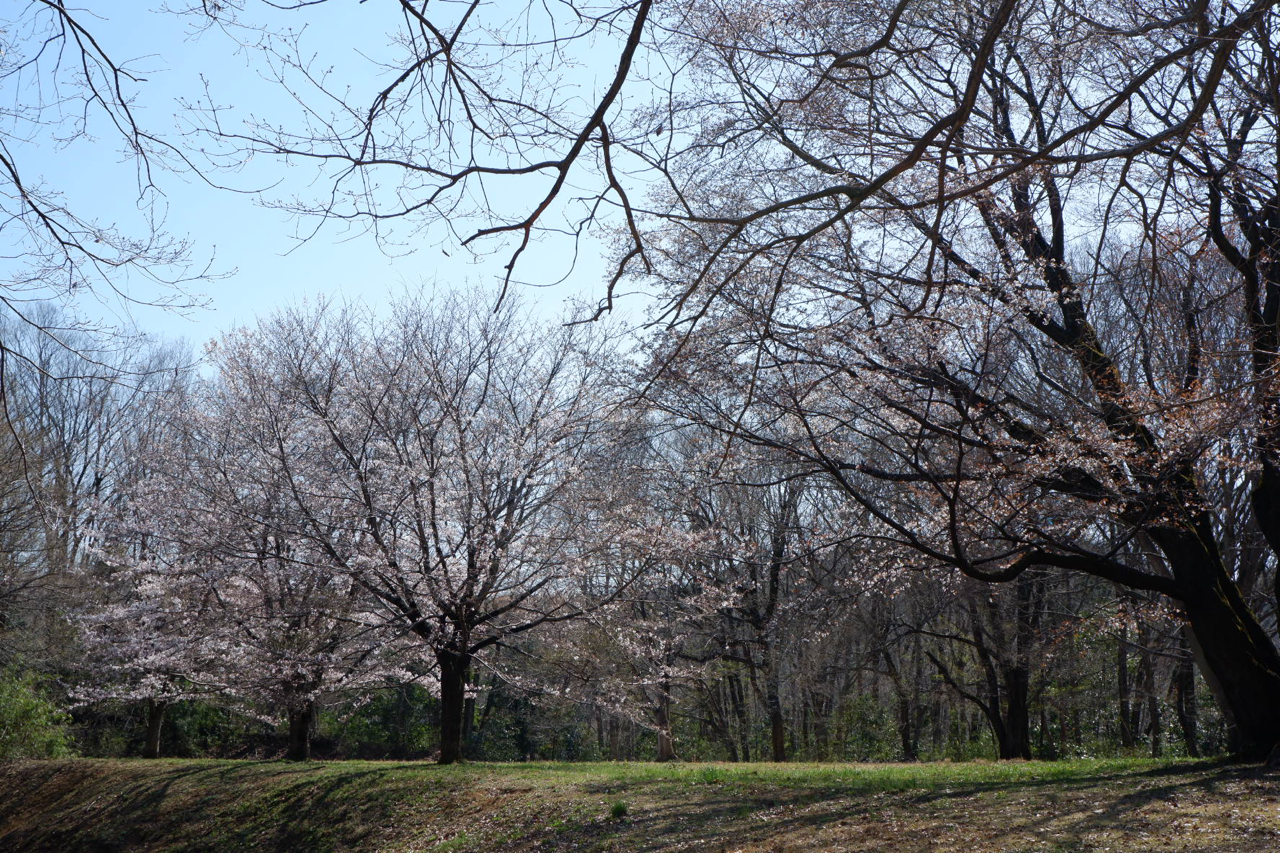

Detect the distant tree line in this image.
[0,295,1232,764]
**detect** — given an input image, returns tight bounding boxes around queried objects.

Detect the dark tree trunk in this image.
[999,666,1032,760]
[1158,527,1280,758]
[144,699,167,759]
[1174,631,1200,757]
[767,688,786,762]
[800,697,811,756]
[437,648,471,765]
[897,694,917,761]
[1117,626,1136,749]
[728,673,750,762]
[1139,641,1162,758]
[286,701,314,761]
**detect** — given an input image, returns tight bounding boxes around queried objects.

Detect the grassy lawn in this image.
[1,758,1278,852]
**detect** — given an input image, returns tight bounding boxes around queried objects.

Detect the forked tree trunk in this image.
[144,698,167,759]
[286,701,314,761]
[437,648,470,765]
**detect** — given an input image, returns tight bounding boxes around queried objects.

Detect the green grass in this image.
[1,757,1277,852]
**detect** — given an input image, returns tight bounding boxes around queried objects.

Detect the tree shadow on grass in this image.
[2,759,1274,853]
[541,760,1279,853]
[0,760,449,853]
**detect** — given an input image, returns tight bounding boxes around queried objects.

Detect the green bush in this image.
[321,685,439,759]
[0,667,73,758]
[833,695,900,762]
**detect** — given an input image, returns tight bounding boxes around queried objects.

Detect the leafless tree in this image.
[0,3,212,362]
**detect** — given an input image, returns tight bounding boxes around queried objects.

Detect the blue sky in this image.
[3,2,626,350]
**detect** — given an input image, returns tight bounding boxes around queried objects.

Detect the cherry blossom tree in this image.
[91,395,414,761]
[74,314,413,760]
[170,291,640,763]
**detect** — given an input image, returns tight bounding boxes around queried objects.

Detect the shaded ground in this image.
[0,758,1277,852]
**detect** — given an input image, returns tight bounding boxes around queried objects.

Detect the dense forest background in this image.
[0,298,1230,765]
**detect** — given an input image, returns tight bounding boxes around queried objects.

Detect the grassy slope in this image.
[1,758,1278,852]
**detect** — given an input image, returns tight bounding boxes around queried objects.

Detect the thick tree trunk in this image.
[286,701,314,761]
[999,666,1032,760]
[144,698,167,759]
[437,648,470,765]
[1158,528,1280,758]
